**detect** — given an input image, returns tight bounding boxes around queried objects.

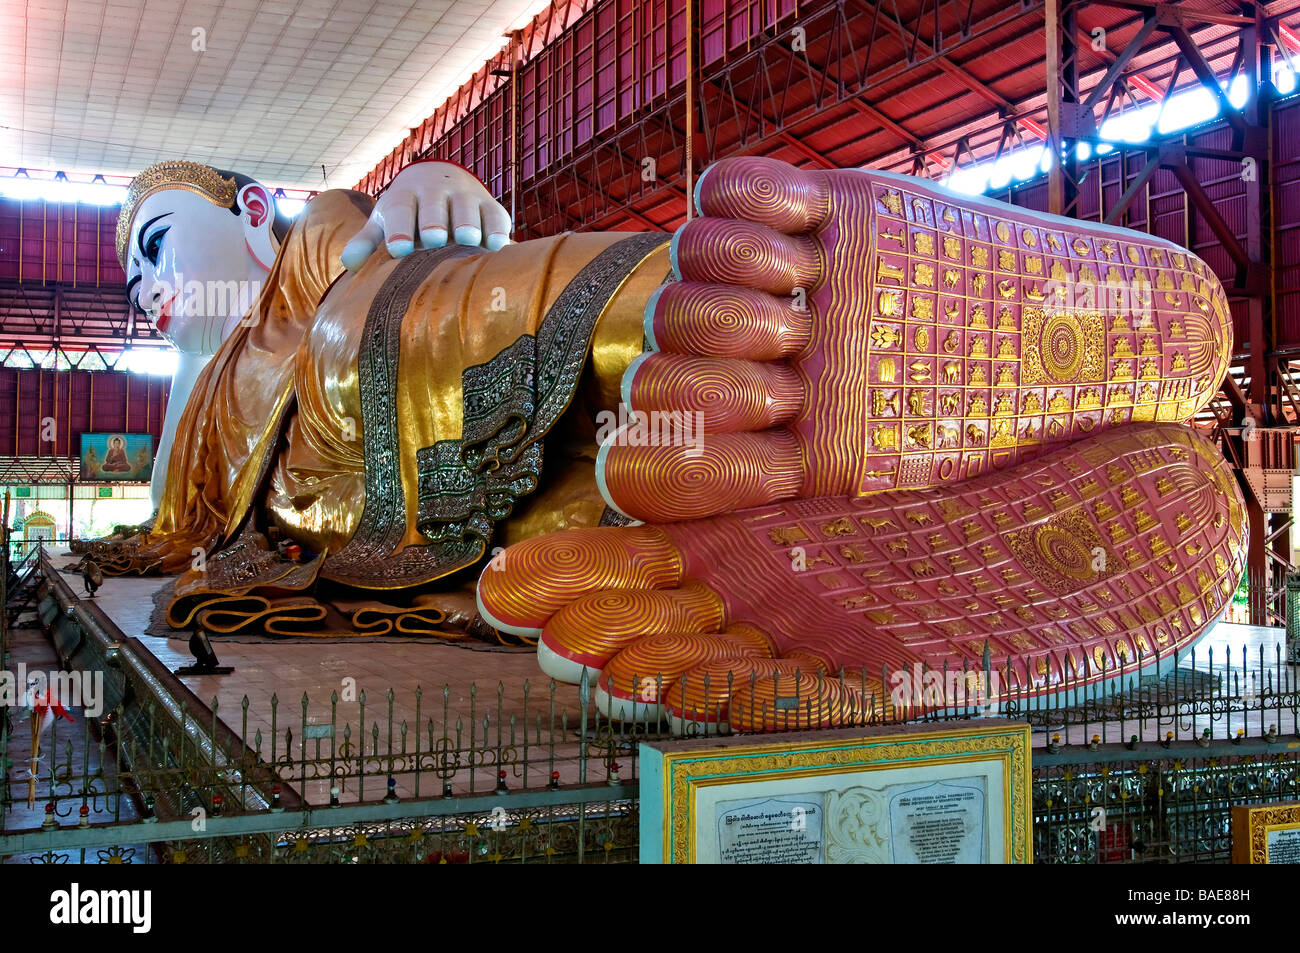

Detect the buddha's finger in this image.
[339,219,384,271]
[449,190,483,247]
[378,195,416,257]
[479,200,511,251]
[415,188,450,248]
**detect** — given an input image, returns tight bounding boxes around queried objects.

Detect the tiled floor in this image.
[76,568,601,800]
[39,559,1300,804]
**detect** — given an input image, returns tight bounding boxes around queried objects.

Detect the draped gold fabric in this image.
[136,185,668,592]
[269,231,667,564]
[142,190,374,572]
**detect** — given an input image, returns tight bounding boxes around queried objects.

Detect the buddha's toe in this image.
[597,429,803,522]
[475,526,682,636]
[663,658,880,733]
[693,155,830,232]
[622,353,803,435]
[645,282,811,359]
[536,584,726,684]
[595,628,775,721]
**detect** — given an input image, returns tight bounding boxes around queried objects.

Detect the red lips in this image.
[154,291,179,333]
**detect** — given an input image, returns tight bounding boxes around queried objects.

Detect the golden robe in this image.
[141,189,669,594]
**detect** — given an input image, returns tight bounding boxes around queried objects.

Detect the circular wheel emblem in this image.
[1041,313,1085,382]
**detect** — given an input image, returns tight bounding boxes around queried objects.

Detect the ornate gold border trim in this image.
[652,721,1031,864]
[1231,801,1300,864]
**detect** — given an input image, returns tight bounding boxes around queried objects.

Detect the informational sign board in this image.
[1232,801,1300,864]
[80,433,154,482]
[640,720,1031,864]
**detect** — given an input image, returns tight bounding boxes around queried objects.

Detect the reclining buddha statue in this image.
[101,153,1243,730]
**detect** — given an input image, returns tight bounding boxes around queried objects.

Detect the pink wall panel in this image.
[0,368,166,459]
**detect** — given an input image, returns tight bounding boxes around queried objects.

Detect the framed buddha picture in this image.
[80,433,154,482]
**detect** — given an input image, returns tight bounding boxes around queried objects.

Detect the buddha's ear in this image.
[237,183,279,270]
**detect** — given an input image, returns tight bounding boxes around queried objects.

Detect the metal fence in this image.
[3,551,1300,864]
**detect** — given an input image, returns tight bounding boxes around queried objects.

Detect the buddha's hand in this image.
[597,156,1232,523]
[341,160,511,269]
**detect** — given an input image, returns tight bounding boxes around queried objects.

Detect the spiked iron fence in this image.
[2,553,1299,864]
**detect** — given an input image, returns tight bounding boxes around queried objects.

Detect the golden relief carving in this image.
[871,389,900,416]
[116,160,238,266]
[877,257,905,283]
[877,291,903,316]
[1022,308,1105,385]
[871,324,902,348]
[1234,803,1300,865]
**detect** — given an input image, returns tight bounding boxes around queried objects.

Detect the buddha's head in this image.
[118,161,290,355]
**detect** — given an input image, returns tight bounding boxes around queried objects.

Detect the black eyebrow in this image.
[136,212,172,255]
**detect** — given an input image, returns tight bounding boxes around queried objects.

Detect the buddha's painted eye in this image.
[143,226,169,265]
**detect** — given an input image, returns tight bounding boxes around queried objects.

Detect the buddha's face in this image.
[124,184,278,355]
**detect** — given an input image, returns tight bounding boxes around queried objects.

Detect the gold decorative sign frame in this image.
[1232,801,1300,864]
[639,720,1031,864]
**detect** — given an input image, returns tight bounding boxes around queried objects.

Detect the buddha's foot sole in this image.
[481,423,1245,732]
[597,156,1233,525]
